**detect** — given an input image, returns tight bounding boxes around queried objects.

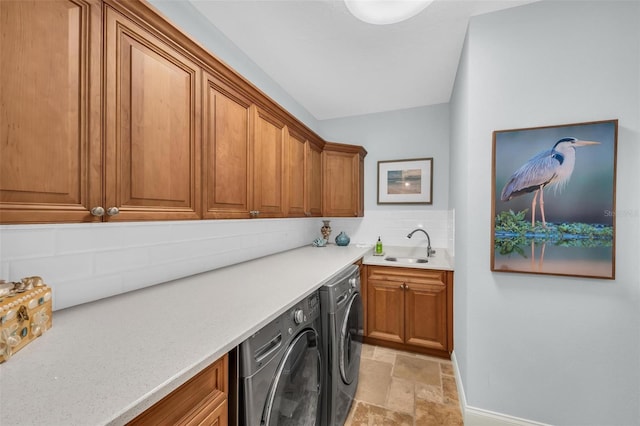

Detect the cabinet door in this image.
[323,150,358,217]
[104,6,201,221]
[128,354,228,425]
[366,279,405,344]
[405,282,448,351]
[203,75,252,219]
[0,0,102,223]
[252,107,286,218]
[286,129,307,217]
[306,141,323,217]
[181,393,228,426]
[322,143,366,217]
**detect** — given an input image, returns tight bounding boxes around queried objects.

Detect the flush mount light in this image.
[345,0,433,25]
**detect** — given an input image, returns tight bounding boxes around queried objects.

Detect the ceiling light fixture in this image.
[345,0,434,25]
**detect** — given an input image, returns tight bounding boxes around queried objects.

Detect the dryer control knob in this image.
[349,277,357,288]
[293,309,304,325]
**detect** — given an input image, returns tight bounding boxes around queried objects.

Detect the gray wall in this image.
[320,104,450,211]
[148,0,321,134]
[319,104,453,251]
[449,1,640,424]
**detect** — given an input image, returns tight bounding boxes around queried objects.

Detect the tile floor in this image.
[344,344,464,426]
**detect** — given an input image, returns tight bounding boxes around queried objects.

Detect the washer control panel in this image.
[288,292,320,327]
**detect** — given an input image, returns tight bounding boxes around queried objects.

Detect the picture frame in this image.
[491,119,617,279]
[377,158,433,204]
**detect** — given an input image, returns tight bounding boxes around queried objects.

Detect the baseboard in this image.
[450,351,551,426]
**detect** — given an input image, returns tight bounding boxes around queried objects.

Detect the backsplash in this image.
[0,219,317,310]
[324,210,454,253]
[0,210,452,311]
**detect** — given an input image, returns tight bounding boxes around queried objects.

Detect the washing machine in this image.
[239,292,323,426]
[319,265,363,426]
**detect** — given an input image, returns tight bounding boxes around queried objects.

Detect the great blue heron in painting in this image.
[500,137,600,227]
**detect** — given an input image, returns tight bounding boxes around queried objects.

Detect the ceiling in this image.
[189,0,537,120]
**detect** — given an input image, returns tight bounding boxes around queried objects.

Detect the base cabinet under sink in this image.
[363,265,453,359]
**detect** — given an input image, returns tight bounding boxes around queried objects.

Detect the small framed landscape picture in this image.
[377,158,433,204]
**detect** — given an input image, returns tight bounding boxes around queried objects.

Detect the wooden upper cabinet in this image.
[104,5,201,221]
[252,107,286,218]
[0,0,366,225]
[322,142,367,217]
[0,0,102,223]
[286,128,307,217]
[306,139,323,217]
[285,129,323,217]
[202,74,253,219]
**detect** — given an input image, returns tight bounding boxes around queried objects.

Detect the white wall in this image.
[450,1,640,425]
[320,105,453,250]
[0,219,320,310]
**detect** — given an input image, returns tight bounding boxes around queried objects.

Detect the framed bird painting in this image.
[491,119,617,279]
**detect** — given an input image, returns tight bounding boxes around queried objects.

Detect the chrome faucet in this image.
[407,228,436,257]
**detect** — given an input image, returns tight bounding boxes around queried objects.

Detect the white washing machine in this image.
[319,265,363,426]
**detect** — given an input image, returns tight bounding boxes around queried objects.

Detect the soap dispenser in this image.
[375,236,383,254]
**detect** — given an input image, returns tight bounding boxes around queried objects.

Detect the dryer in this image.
[239,292,323,426]
[319,265,363,426]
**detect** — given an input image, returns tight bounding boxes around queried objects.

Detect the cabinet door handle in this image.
[106,207,120,216]
[90,206,105,217]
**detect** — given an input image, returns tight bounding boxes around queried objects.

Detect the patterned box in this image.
[0,277,52,363]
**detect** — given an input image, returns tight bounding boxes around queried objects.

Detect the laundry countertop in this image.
[0,244,369,426]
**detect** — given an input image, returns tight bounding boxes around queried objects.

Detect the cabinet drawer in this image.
[367,266,446,285]
[180,392,228,426]
[128,354,228,425]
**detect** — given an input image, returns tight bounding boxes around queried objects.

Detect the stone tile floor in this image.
[344,344,464,425]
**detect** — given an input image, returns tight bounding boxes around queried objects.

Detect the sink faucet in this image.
[407,228,436,257]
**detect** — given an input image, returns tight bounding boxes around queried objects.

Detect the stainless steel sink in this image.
[384,256,428,264]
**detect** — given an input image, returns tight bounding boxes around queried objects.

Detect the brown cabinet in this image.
[286,129,323,217]
[104,5,201,221]
[253,106,286,218]
[0,0,366,224]
[0,0,103,223]
[128,354,228,426]
[306,139,324,217]
[322,142,366,217]
[364,266,453,358]
[202,74,253,219]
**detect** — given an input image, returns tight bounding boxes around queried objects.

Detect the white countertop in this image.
[0,244,369,426]
[362,245,454,270]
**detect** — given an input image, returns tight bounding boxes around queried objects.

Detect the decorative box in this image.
[0,276,52,363]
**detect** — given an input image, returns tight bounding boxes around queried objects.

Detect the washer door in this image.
[339,292,363,385]
[262,329,322,426]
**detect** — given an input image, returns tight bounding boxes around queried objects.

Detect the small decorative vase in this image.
[321,220,332,240]
[335,231,350,246]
